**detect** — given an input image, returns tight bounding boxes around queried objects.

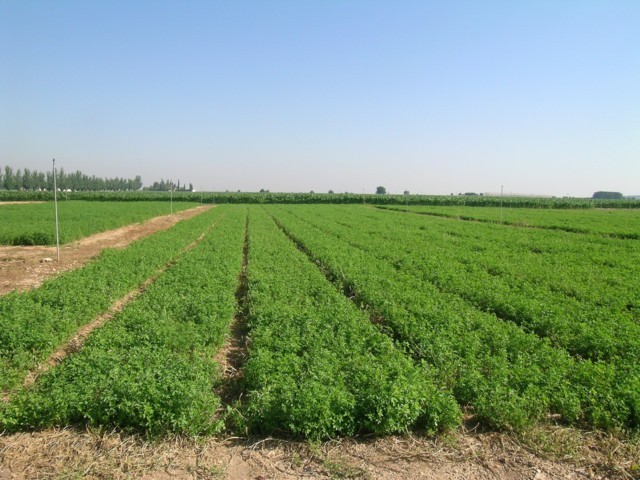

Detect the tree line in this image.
[0,165,142,191]
[143,179,193,192]
[592,191,624,200]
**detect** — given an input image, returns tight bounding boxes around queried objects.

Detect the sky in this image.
[1,1,639,196]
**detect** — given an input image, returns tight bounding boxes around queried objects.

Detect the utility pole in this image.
[500,185,504,224]
[53,158,60,261]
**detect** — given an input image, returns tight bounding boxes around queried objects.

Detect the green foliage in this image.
[593,191,624,200]
[267,204,640,432]
[379,205,640,239]
[2,206,246,435]
[0,201,198,245]
[2,202,638,438]
[241,207,460,440]
[0,164,142,191]
[0,207,221,392]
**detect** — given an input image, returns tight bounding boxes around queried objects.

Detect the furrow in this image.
[215,210,250,415]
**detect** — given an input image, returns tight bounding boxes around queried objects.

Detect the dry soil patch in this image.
[1,427,637,479]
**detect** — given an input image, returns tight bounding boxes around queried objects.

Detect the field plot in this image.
[240,207,459,439]
[2,205,245,435]
[0,205,212,296]
[0,206,225,395]
[380,204,640,238]
[1,203,639,477]
[268,205,640,432]
[0,200,197,245]
[1,204,639,434]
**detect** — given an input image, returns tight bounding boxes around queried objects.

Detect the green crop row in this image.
[0,206,219,393]
[0,201,197,245]
[268,205,640,432]
[1,205,246,435]
[239,207,460,440]
[378,205,640,239]
[293,206,640,364]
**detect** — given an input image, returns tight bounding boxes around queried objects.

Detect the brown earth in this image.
[0,426,637,479]
[0,205,214,296]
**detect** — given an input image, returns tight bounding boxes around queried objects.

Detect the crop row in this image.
[239,207,460,439]
[378,205,640,239]
[0,201,197,245]
[0,206,220,393]
[268,205,640,431]
[291,206,640,364]
[309,206,640,364]
[1,205,246,435]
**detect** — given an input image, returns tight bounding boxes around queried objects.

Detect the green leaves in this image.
[0,201,198,246]
[0,207,219,392]
[268,204,640,432]
[1,206,245,436]
[4,202,638,438]
[241,207,459,440]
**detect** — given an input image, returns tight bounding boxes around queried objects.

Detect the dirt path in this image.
[0,426,636,479]
[0,205,214,296]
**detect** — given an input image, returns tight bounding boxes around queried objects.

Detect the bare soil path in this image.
[0,205,214,296]
[0,426,636,479]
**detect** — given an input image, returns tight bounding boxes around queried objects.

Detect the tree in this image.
[403,190,409,195]
[375,186,386,194]
[5,166,16,189]
[593,191,623,200]
[22,168,33,190]
[328,190,334,194]
[14,169,23,190]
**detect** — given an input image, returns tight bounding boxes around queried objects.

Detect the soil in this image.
[0,426,637,479]
[0,205,214,296]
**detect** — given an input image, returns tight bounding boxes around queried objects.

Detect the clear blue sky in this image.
[1,1,638,196]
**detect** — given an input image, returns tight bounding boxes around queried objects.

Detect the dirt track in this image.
[1,426,636,479]
[0,205,214,296]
